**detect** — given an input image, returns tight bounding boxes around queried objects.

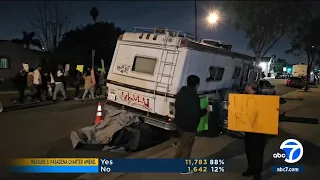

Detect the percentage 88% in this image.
[209,159,225,165]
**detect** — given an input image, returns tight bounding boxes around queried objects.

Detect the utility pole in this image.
[194,0,198,41]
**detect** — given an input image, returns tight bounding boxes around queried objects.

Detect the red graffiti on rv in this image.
[121,91,150,110]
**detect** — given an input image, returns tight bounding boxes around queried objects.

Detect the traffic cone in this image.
[95,102,103,124]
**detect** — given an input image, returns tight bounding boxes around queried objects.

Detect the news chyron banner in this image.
[9,158,226,173]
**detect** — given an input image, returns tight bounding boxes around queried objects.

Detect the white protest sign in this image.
[65,64,70,72]
[101,59,105,72]
[22,63,29,72]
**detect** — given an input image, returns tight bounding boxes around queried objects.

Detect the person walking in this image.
[174,75,209,174]
[26,68,36,101]
[14,69,27,104]
[95,70,102,96]
[33,65,42,102]
[73,70,82,100]
[241,81,266,180]
[53,65,67,102]
[81,70,95,102]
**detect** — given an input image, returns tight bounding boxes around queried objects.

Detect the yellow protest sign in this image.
[76,65,84,73]
[228,94,280,135]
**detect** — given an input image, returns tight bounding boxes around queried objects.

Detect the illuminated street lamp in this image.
[207,12,219,24]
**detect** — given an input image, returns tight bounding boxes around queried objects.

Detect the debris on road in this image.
[70,107,169,152]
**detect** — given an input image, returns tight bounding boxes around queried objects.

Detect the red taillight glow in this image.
[168,118,174,123]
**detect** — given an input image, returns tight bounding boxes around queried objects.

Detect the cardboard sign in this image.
[197,97,209,132]
[22,63,29,72]
[76,65,84,73]
[228,94,280,135]
[101,59,105,72]
[65,64,70,72]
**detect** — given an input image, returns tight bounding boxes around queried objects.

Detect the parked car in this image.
[286,77,305,88]
[258,80,276,95]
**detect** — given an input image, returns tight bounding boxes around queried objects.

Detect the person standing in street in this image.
[81,70,95,102]
[26,68,36,101]
[241,81,266,180]
[174,75,209,174]
[14,69,27,104]
[53,65,67,102]
[94,70,102,96]
[73,70,82,100]
[33,65,42,102]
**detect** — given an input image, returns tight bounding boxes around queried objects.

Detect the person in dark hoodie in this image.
[241,81,265,180]
[174,75,210,169]
[14,69,27,103]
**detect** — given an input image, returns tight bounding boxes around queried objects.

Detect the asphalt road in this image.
[267,79,296,96]
[0,79,297,180]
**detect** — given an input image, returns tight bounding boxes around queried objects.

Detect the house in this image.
[258,56,275,76]
[0,40,48,80]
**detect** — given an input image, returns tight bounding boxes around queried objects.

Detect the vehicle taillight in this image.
[179,38,188,47]
[168,118,174,123]
[169,102,175,115]
[287,80,291,83]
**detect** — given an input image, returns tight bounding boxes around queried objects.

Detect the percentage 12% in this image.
[211,166,225,173]
[209,159,225,165]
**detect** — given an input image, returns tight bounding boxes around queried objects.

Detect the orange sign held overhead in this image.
[228,94,280,135]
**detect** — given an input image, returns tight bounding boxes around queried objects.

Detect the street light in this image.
[207,12,219,24]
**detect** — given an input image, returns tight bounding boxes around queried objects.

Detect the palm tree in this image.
[22,31,36,48]
[90,7,99,24]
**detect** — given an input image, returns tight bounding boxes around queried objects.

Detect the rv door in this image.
[247,69,261,82]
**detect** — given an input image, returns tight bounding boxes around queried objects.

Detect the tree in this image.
[29,4,72,52]
[11,31,42,49]
[54,22,124,69]
[90,7,99,24]
[286,18,320,91]
[228,2,312,64]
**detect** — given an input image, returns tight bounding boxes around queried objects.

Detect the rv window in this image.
[206,67,225,81]
[132,56,157,75]
[233,67,241,78]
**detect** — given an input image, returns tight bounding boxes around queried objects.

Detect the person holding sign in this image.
[174,75,210,171]
[241,81,266,180]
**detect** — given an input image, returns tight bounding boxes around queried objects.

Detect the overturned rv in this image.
[106,27,261,131]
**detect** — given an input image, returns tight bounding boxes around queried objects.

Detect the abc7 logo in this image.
[273,149,286,160]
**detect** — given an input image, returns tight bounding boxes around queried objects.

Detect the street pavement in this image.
[267,79,295,96]
[0,79,300,180]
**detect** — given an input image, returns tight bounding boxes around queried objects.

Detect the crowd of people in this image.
[10,64,107,105]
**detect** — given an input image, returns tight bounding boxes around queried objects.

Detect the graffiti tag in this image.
[120,91,151,111]
[116,64,130,74]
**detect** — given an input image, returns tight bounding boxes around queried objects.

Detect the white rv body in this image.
[106,27,257,130]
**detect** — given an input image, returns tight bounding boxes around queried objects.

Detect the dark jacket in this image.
[14,70,27,88]
[174,86,207,132]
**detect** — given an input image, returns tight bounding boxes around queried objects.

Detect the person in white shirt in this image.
[33,65,42,102]
[53,65,67,101]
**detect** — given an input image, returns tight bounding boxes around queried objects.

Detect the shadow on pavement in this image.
[280,116,318,124]
[204,129,320,179]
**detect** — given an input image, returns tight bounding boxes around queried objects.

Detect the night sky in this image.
[0,1,310,64]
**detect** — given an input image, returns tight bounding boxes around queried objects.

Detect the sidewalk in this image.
[279,87,320,147]
[77,88,320,180]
